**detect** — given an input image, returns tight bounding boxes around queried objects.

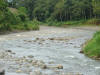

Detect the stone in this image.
[30,70,42,75]
[16,70,22,73]
[28,55,34,58]
[36,38,40,40]
[48,61,54,64]
[56,65,63,69]
[27,40,32,42]
[80,50,84,53]
[48,64,63,69]
[40,64,47,69]
[0,63,5,75]
[49,38,55,40]
[0,70,5,75]
[32,60,38,65]
[38,42,42,45]
[6,50,12,53]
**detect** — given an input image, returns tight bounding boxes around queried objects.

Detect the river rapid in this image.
[0,26,100,75]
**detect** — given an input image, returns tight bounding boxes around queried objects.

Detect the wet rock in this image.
[33,40,37,42]
[38,42,42,45]
[48,64,63,69]
[28,60,33,63]
[49,38,55,40]
[36,60,47,69]
[40,64,47,69]
[28,55,34,58]
[80,50,84,53]
[32,60,38,65]
[25,64,31,68]
[56,65,63,69]
[30,70,42,75]
[11,52,16,55]
[38,60,45,64]
[0,64,5,75]
[36,38,40,40]
[16,70,22,73]
[48,61,55,64]
[27,40,32,42]
[0,70,5,75]
[6,50,12,53]
[69,43,73,44]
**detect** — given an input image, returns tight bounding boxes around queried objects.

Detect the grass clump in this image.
[83,31,100,59]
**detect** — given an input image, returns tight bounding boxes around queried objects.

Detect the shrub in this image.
[83,31,100,59]
[18,14,26,22]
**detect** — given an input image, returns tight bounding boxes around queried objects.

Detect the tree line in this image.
[7,0,100,22]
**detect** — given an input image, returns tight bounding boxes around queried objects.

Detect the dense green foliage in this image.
[8,0,100,23]
[0,0,39,31]
[83,31,100,59]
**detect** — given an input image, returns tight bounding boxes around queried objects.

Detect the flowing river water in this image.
[0,26,100,75]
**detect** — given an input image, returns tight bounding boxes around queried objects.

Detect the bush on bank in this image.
[83,31,100,59]
[0,7,40,31]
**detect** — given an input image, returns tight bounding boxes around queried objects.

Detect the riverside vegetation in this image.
[0,0,40,31]
[83,31,100,60]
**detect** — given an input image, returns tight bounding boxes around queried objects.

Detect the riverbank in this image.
[83,31,100,60]
[45,19,100,27]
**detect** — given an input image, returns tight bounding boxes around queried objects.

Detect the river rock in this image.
[48,64,63,69]
[40,64,47,69]
[38,42,42,45]
[0,70,5,75]
[36,61,47,69]
[36,38,40,40]
[30,70,42,75]
[16,69,22,73]
[6,50,12,53]
[0,64,5,75]
[48,61,55,64]
[49,38,55,40]
[55,65,63,69]
[28,55,34,58]
[32,60,38,65]
[80,50,84,53]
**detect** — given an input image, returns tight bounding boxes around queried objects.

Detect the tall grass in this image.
[83,31,100,59]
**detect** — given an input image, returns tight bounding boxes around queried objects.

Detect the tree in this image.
[92,0,100,18]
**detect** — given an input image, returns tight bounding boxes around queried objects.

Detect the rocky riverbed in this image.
[0,26,100,75]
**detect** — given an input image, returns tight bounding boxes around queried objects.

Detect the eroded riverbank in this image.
[0,26,100,75]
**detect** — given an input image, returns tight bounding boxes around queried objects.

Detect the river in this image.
[0,26,100,75]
